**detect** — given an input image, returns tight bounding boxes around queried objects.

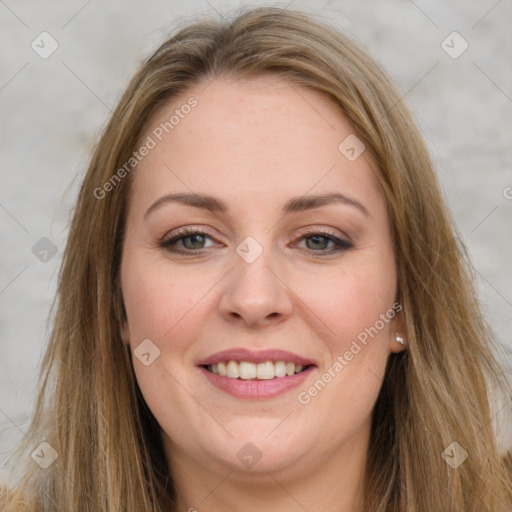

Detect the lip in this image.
[197,347,317,400]
[199,366,316,399]
[196,348,317,367]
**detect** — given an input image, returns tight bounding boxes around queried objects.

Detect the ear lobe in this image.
[389,312,407,353]
[390,333,407,353]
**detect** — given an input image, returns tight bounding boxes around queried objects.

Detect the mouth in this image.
[197,348,317,399]
[202,360,313,380]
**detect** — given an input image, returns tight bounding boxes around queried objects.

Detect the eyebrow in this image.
[144,191,369,219]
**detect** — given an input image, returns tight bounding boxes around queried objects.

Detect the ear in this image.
[389,310,407,354]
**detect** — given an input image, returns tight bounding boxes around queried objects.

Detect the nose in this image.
[217,244,294,328]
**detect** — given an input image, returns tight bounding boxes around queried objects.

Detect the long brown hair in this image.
[2,6,511,511]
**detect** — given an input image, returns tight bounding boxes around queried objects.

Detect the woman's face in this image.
[120,76,404,479]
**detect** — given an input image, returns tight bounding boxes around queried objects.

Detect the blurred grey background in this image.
[1,0,511,480]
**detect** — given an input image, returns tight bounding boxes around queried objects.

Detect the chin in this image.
[214,444,307,476]
[201,423,313,475]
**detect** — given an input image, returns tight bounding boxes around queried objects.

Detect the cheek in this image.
[121,256,207,345]
[295,256,397,348]
[122,257,210,441]
[292,254,396,414]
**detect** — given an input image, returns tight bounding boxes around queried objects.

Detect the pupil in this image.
[307,235,327,250]
[185,234,204,249]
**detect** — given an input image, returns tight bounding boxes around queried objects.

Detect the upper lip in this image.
[197,348,317,367]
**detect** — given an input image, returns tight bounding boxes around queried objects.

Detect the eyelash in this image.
[160,227,353,257]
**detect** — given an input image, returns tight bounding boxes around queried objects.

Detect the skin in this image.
[120,76,405,512]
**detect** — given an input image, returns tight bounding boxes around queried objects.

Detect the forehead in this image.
[129,76,384,218]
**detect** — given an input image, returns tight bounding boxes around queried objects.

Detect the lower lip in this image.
[199,366,315,399]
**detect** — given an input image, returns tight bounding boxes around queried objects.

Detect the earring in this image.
[395,332,405,345]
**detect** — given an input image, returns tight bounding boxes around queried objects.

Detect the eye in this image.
[160,227,353,257]
[293,228,353,256]
[160,227,218,254]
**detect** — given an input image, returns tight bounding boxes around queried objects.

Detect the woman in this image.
[2,6,511,511]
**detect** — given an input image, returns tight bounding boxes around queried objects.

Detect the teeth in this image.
[257,361,274,380]
[239,361,257,380]
[274,361,287,378]
[207,360,309,379]
[226,361,240,378]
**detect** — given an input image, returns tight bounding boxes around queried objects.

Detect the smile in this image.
[204,360,310,380]
[197,348,317,399]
